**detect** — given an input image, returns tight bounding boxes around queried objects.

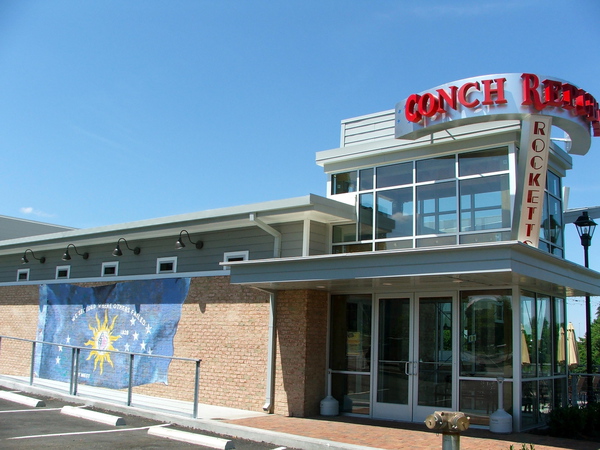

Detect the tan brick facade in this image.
[0,285,39,376]
[0,279,329,417]
[274,289,328,417]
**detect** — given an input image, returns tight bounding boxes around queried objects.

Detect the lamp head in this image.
[574,211,597,247]
[175,230,203,250]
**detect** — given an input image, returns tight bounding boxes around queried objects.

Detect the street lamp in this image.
[573,211,597,402]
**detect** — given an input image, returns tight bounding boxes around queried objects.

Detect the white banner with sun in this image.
[34,278,190,389]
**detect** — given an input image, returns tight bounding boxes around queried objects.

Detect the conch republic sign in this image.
[395,73,599,246]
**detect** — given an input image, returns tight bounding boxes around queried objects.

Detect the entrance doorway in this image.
[373,295,455,422]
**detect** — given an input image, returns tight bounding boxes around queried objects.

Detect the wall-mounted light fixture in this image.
[62,243,89,261]
[112,238,141,256]
[175,230,203,250]
[22,249,46,264]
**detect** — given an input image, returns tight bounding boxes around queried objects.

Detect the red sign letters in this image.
[404,74,600,137]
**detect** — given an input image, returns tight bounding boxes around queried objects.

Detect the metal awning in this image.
[227,241,600,297]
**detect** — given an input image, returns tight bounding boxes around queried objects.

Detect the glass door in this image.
[373,295,454,422]
[373,296,412,420]
[413,296,454,422]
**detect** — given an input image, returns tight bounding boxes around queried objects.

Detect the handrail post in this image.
[29,341,36,385]
[193,359,201,418]
[71,348,80,396]
[127,354,134,406]
[69,347,75,394]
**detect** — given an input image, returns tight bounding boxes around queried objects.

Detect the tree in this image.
[572,305,600,373]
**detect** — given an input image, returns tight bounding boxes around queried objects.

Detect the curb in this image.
[61,405,126,426]
[149,425,234,449]
[0,390,46,407]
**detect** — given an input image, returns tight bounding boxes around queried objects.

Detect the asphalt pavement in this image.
[0,390,294,449]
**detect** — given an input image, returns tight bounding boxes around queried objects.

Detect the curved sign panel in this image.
[395,73,599,156]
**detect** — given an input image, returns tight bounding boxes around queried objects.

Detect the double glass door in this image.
[373,295,455,422]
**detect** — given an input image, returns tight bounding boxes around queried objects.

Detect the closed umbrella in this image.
[567,322,580,368]
[521,325,531,365]
[557,326,566,364]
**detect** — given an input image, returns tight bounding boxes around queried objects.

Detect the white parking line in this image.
[8,423,171,440]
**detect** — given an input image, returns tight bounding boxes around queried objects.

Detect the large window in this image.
[332,147,512,252]
[460,290,513,378]
[458,290,513,424]
[520,291,567,429]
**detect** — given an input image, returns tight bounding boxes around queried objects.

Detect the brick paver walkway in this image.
[228,415,599,450]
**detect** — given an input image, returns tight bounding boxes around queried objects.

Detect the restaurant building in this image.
[0,73,598,432]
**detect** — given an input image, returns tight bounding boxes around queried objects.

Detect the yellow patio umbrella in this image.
[567,322,580,368]
[521,325,531,365]
[557,326,566,364]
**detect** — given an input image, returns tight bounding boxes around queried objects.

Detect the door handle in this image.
[408,361,417,376]
[404,361,410,376]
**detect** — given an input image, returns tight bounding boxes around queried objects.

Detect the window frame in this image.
[17,268,30,281]
[55,265,71,279]
[156,257,177,274]
[331,146,516,252]
[223,251,249,270]
[101,261,119,277]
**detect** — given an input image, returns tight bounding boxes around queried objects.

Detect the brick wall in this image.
[0,280,329,417]
[274,289,328,417]
[0,285,39,376]
[171,276,271,411]
[0,278,272,412]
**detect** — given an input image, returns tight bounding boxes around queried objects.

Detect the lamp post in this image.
[574,211,597,402]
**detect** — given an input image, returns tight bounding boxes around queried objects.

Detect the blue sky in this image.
[1,1,599,334]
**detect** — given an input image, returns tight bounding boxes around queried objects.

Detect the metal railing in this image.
[0,334,202,418]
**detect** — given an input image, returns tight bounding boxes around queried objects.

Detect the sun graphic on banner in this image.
[84,310,121,374]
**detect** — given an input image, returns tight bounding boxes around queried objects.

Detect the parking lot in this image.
[0,388,291,449]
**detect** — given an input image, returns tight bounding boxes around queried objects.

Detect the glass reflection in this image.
[460,290,513,377]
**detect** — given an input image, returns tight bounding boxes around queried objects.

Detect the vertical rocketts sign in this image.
[395,73,598,247]
[518,116,551,246]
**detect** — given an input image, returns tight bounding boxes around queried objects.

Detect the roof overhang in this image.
[0,195,355,255]
[227,241,600,297]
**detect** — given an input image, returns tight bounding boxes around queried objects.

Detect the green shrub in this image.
[547,403,600,440]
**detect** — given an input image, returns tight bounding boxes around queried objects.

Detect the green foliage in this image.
[547,403,600,439]
[571,304,600,373]
[509,445,535,450]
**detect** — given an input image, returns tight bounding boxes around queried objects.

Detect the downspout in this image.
[248,214,281,412]
[259,289,277,413]
[249,213,282,258]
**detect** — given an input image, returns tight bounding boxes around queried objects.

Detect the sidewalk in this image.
[1,375,597,450]
[227,414,600,450]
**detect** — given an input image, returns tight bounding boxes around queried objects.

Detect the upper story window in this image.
[539,171,564,257]
[332,172,358,194]
[332,147,513,252]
